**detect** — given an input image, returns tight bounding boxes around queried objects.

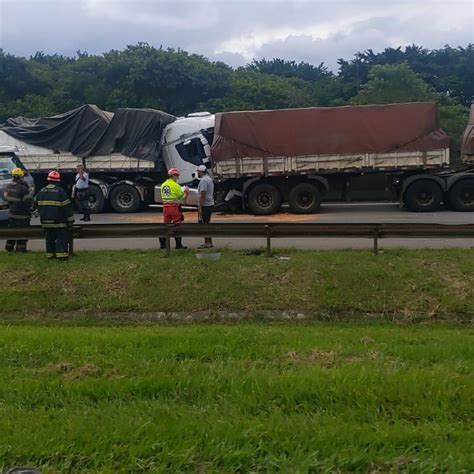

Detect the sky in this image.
[0,0,473,70]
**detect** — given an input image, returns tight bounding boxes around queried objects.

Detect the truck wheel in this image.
[88,184,105,214]
[109,184,141,213]
[448,179,474,211]
[405,180,443,212]
[289,183,322,214]
[247,183,282,215]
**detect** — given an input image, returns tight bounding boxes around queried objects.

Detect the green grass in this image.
[1,249,474,318]
[0,322,472,472]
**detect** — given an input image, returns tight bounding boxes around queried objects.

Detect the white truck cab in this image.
[155,113,215,206]
[161,113,214,184]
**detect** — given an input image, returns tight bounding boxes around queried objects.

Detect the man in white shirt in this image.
[197,165,214,248]
[74,164,90,221]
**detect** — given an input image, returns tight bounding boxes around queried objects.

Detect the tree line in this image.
[0,43,472,155]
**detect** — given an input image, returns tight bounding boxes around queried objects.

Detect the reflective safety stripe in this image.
[37,200,70,206]
[56,253,69,259]
[42,223,68,228]
[10,214,30,219]
[6,196,22,202]
[47,253,56,258]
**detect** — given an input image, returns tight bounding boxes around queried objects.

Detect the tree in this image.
[351,63,436,105]
[246,58,332,82]
[203,69,315,112]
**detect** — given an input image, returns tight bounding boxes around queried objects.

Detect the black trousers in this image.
[6,218,30,252]
[199,205,214,224]
[45,228,69,259]
[75,189,90,219]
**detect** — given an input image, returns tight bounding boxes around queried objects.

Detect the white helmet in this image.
[197,165,207,173]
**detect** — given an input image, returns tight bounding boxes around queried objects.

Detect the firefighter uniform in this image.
[4,178,34,252]
[159,176,186,249]
[35,183,75,259]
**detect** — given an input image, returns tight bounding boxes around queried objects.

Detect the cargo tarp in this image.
[460,105,474,155]
[211,102,450,161]
[0,104,176,161]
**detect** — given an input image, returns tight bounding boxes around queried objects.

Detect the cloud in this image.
[0,0,472,71]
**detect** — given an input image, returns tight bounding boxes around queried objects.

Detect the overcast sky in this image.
[0,0,473,70]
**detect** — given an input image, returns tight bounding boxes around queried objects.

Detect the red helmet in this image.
[47,170,61,182]
[168,168,180,177]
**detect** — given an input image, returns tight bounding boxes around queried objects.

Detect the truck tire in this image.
[448,179,474,211]
[109,184,141,213]
[247,183,282,215]
[405,180,443,212]
[288,182,322,214]
[87,183,105,214]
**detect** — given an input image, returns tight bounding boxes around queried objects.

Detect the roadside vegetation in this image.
[1,249,474,319]
[0,322,472,472]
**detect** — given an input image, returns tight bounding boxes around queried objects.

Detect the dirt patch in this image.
[43,362,75,374]
[439,271,472,299]
[41,362,102,379]
[1,310,472,325]
[286,349,337,367]
[360,335,375,346]
[285,348,394,367]
[64,364,102,380]
[367,456,413,473]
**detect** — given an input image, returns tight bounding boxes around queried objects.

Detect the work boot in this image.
[16,240,28,252]
[175,238,187,250]
[5,241,15,252]
[159,237,167,250]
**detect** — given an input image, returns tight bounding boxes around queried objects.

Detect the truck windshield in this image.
[0,156,17,180]
[175,138,206,166]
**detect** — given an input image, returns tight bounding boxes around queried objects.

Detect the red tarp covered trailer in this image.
[211,102,450,161]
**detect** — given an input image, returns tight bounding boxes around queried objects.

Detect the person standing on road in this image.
[35,171,75,260]
[159,168,188,250]
[73,164,90,221]
[4,167,34,252]
[196,165,214,249]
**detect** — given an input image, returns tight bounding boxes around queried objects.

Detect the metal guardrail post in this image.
[373,226,379,256]
[265,225,272,257]
[68,228,74,256]
[165,230,171,257]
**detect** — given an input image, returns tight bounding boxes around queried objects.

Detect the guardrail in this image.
[1,222,474,256]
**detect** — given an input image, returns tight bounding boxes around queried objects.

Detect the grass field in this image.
[1,250,473,471]
[0,322,473,472]
[1,248,474,318]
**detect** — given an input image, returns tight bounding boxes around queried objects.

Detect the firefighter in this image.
[4,167,34,252]
[35,171,75,260]
[159,168,188,250]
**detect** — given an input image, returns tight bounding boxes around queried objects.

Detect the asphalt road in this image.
[4,202,474,252]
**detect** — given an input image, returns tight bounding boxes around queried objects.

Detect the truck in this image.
[1,101,473,214]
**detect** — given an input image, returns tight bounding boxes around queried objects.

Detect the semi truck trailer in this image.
[1,102,473,214]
